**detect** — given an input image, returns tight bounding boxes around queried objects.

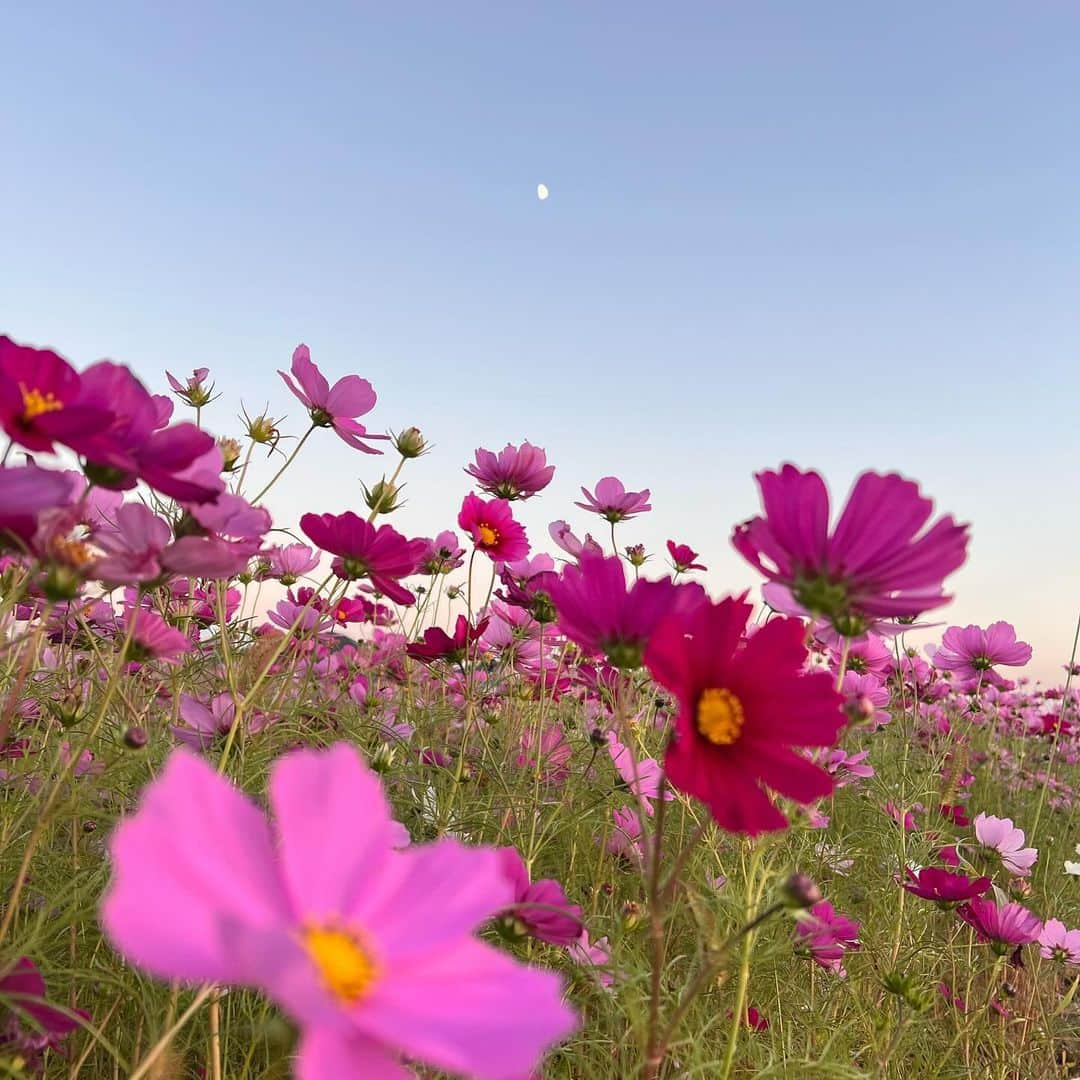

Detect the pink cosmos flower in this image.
[794,901,860,976]
[840,671,891,730]
[566,930,614,989]
[418,531,466,575]
[301,512,427,606]
[458,494,530,563]
[957,897,1042,954]
[931,622,1033,688]
[575,477,651,523]
[465,442,555,501]
[496,848,583,946]
[0,465,75,550]
[119,608,193,664]
[1038,919,1080,964]
[666,540,706,574]
[0,336,110,453]
[93,502,172,586]
[549,554,702,669]
[644,596,845,835]
[406,616,489,665]
[606,733,672,809]
[266,543,321,585]
[901,867,991,906]
[171,692,238,750]
[279,344,388,453]
[605,806,646,866]
[548,521,603,561]
[102,744,576,1079]
[973,813,1038,877]
[0,956,87,1066]
[732,466,969,636]
[163,493,271,579]
[166,367,214,407]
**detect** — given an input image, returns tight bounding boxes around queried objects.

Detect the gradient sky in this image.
[3,4,1078,681]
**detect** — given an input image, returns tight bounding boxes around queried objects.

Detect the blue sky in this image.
[2,4,1078,681]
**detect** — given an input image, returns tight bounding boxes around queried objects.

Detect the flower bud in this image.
[362,477,403,516]
[779,872,822,910]
[392,426,428,459]
[624,544,648,568]
[123,726,148,750]
[218,436,243,472]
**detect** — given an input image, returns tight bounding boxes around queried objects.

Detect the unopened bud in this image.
[624,544,648,568]
[218,436,243,471]
[780,872,822,910]
[362,477,403,516]
[392,426,428,459]
[245,413,279,445]
[123,726,148,750]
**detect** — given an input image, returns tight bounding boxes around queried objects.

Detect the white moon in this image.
[537,183,549,201]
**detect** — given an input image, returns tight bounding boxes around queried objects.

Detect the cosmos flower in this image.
[457,494,530,563]
[931,622,1033,688]
[0,956,87,1066]
[118,607,193,664]
[101,743,576,1079]
[901,867,991,906]
[265,543,321,585]
[94,502,172,585]
[973,813,1038,877]
[279,344,388,454]
[406,615,489,665]
[666,540,706,574]
[0,465,76,550]
[575,477,651,523]
[957,897,1042,954]
[465,442,554,500]
[496,848,583,946]
[732,465,968,636]
[794,901,860,976]
[418,531,467,575]
[549,554,702,669]
[548,521,603,561]
[1038,919,1080,964]
[644,595,845,834]
[301,512,427,605]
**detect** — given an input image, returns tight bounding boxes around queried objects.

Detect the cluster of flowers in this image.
[1,332,1076,1077]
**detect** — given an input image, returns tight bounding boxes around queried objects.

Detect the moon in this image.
[537,183,549,201]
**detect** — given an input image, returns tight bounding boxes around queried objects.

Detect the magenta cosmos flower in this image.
[901,867,991,907]
[280,344,388,454]
[496,848,583,946]
[794,901,860,976]
[0,465,75,550]
[301,512,427,605]
[931,622,1032,688]
[0,956,87,1064]
[575,477,651,523]
[548,554,702,669]
[732,466,969,636]
[406,615,489,665]
[957,897,1042,955]
[973,813,1038,877]
[666,540,706,574]
[465,442,554,501]
[0,335,110,453]
[102,744,576,1079]
[458,494,529,563]
[644,596,846,834]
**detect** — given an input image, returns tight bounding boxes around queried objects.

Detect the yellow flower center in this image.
[303,925,377,1005]
[20,384,64,420]
[696,687,745,746]
[477,523,499,547]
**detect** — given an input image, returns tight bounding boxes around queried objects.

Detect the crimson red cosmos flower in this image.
[300,511,426,605]
[0,336,110,453]
[575,476,651,523]
[465,442,555,500]
[957,897,1042,955]
[279,344,388,453]
[732,465,969,636]
[548,554,703,669]
[457,493,529,562]
[666,540,706,574]
[406,614,489,665]
[644,596,845,834]
[901,867,991,906]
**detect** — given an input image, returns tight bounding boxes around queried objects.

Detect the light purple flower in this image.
[575,477,652,523]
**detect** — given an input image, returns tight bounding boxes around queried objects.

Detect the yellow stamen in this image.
[477,523,499,547]
[696,687,745,746]
[303,925,377,1005]
[19,383,64,420]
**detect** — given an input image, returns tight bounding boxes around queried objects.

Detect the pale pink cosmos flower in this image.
[566,930,614,989]
[279,344,388,454]
[974,812,1038,877]
[548,520,603,561]
[1039,919,1080,964]
[575,477,651,523]
[102,743,576,1079]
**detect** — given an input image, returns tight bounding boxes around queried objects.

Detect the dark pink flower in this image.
[575,476,651,523]
[406,615,489,665]
[301,511,426,605]
[957,897,1042,954]
[931,622,1032,688]
[901,867,991,906]
[418,531,466,575]
[732,466,969,635]
[165,367,214,407]
[162,493,270,579]
[279,344,388,453]
[549,554,702,669]
[645,596,845,835]
[0,465,75,550]
[0,336,110,453]
[120,608,192,664]
[132,426,224,503]
[666,540,706,573]
[496,848,583,945]
[794,901,860,976]
[0,956,87,1064]
[465,442,554,500]
[95,503,171,585]
[457,494,530,562]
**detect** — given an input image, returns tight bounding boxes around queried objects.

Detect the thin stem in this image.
[250,424,316,504]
